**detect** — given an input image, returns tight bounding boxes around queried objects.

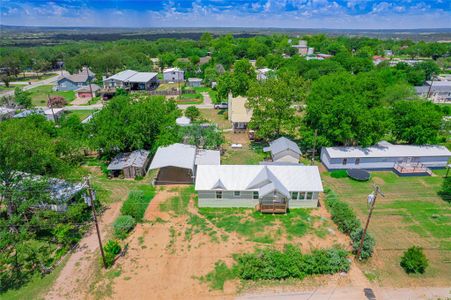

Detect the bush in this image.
[438,176,450,203]
[103,240,121,268]
[185,106,200,120]
[113,215,136,239]
[324,190,361,234]
[400,246,428,274]
[330,170,348,178]
[351,228,375,260]
[121,189,154,222]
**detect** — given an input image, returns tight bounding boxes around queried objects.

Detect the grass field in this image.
[199,108,230,129]
[64,110,95,121]
[28,85,75,106]
[322,170,451,286]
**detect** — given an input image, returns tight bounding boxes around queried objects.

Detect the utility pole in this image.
[311,129,318,165]
[357,184,384,260]
[86,66,93,99]
[86,177,107,269]
[426,74,436,99]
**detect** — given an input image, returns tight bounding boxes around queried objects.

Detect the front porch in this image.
[257,198,288,214]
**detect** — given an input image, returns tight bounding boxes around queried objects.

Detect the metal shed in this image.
[107,150,150,178]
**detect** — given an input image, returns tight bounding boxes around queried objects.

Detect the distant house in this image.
[163,68,184,82]
[292,40,308,56]
[415,81,451,103]
[56,67,95,91]
[321,141,451,176]
[75,84,101,99]
[228,94,252,133]
[0,107,15,121]
[14,108,64,122]
[187,78,202,87]
[149,143,220,184]
[195,165,323,211]
[256,68,273,81]
[104,70,158,91]
[384,50,393,57]
[107,150,150,178]
[176,116,191,127]
[373,56,389,65]
[263,137,301,164]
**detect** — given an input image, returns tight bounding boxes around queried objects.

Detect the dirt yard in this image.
[89,187,374,300]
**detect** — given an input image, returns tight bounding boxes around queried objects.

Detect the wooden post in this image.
[357,185,384,260]
[86,177,107,269]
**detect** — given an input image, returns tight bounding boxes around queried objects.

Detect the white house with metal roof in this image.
[321,141,451,174]
[149,143,220,184]
[163,67,184,82]
[228,94,252,133]
[263,137,301,163]
[103,70,158,91]
[195,165,323,211]
[107,150,150,178]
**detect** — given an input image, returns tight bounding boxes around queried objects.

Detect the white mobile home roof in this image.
[324,142,451,159]
[149,143,196,171]
[195,165,323,192]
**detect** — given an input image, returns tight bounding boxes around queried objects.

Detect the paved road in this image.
[0,72,65,97]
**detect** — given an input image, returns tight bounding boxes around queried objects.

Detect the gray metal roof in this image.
[149,143,196,171]
[107,150,150,170]
[188,78,202,82]
[106,70,138,82]
[195,149,220,165]
[127,72,158,83]
[264,137,301,155]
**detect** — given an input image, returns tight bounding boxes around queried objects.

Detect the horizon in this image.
[1,0,450,29]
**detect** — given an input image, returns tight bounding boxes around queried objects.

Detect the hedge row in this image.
[324,188,375,260]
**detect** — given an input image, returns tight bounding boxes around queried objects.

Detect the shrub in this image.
[185,106,200,120]
[330,170,348,178]
[400,246,428,274]
[438,176,450,203]
[121,189,154,222]
[103,240,122,268]
[52,223,82,246]
[113,215,136,239]
[324,190,361,234]
[351,228,375,260]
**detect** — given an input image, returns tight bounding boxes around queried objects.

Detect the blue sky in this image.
[1,0,450,29]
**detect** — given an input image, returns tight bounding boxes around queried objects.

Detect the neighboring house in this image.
[56,67,95,91]
[321,141,451,176]
[14,108,64,122]
[0,107,15,121]
[263,137,301,164]
[149,143,220,184]
[75,84,100,99]
[384,50,394,57]
[195,165,323,211]
[228,94,252,133]
[103,70,158,91]
[415,81,451,103]
[176,116,191,127]
[187,78,202,87]
[373,55,389,65]
[107,150,150,178]
[163,68,184,82]
[256,68,273,81]
[292,40,308,56]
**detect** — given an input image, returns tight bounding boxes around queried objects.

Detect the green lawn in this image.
[64,110,95,121]
[28,85,76,106]
[322,170,451,286]
[12,73,55,83]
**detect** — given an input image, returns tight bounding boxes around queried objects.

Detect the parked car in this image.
[214,102,228,109]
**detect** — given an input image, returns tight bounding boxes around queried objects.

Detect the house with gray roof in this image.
[195,165,323,212]
[56,67,95,91]
[149,143,220,184]
[321,141,451,176]
[415,81,451,103]
[104,70,158,91]
[107,150,150,178]
[263,137,301,164]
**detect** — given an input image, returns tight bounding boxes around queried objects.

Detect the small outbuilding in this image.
[176,116,191,127]
[107,150,150,178]
[163,68,185,82]
[263,137,301,164]
[187,78,202,87]
[0,107,15,121]
[256,68,273,81]
[149,143,220,184]
[75,84,101,99]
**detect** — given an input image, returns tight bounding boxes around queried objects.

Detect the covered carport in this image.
[149,143,196,185]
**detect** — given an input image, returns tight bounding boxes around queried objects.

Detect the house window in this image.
[234,191,240,197]
[342,158,347,165]
[253,191,259,199]
[291,192,299,200]
[216,191,222,199]
[306,192,313,200]
[355,158,360,165]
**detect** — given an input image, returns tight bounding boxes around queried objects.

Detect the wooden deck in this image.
[257,203,288,214]
[393,162,432,176]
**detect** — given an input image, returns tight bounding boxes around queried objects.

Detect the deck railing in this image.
[394,162,432,175]
[259,202,288,214]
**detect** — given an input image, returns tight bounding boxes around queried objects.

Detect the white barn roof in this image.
[149,143,196,171]
[195,165,323,193]
[264,137,301,155]
[324,141,451,159]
